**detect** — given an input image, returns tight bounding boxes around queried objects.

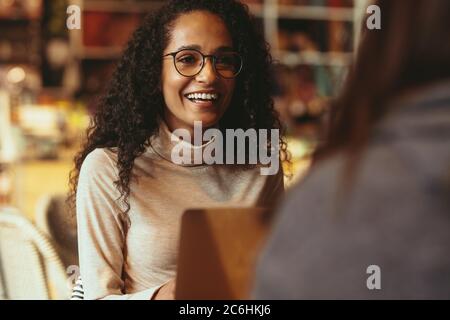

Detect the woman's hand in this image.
[152,278,176,300]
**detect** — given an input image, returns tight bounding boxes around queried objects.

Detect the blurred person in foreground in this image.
[253,0,450,299]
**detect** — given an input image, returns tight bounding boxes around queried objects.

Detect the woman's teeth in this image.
[186,93,218,101]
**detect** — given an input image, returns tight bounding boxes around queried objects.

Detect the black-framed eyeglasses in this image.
[162,48,243,79]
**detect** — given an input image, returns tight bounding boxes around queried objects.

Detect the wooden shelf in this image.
[247,3,264,18]
[75,46,123,60]
[274,50,353,67]
[0,17,40,22]
[277,5,355,21]
[82,0,165,13]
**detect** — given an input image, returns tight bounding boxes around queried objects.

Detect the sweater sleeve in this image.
[76,149,165,300]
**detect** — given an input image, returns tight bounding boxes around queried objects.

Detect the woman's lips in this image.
[184,96,218,109]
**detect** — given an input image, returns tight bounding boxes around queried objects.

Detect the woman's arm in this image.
[76,149,166,300]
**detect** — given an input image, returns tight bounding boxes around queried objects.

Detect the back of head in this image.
[319,0,450,157]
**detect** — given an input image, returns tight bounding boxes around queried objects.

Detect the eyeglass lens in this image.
[173,50,242,78]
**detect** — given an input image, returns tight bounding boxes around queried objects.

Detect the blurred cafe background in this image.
[0,0,367,299]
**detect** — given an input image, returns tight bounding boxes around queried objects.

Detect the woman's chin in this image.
[188,115,220,128]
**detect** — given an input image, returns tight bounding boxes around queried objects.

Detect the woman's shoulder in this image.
[80,147,119,177]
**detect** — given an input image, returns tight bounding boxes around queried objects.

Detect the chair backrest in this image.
[0,207,69,300]
[35,194,78,268]
[70,275,84,300]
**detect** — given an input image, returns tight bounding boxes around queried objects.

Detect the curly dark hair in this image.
[68,0,287,216]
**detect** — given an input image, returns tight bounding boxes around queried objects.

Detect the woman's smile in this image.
[184,90,221,109]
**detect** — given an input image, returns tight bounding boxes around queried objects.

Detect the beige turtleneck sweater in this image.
[76,121,284,300]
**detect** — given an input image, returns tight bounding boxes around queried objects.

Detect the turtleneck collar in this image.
[148,120,215,167]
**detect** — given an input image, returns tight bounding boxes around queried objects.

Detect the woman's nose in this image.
[195,57,217,84]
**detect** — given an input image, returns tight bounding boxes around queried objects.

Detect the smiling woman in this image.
[161,10,237,133]
[67,0,286,300]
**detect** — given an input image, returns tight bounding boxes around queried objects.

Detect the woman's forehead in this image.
[166,11,233,52]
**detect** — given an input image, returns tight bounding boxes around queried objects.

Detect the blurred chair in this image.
[0,252,6,299]
[0,207,69,299]
[35,194,78,269]
[70,275,84,300]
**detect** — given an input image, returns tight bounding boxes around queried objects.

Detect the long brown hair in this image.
[316,0,450,160]
[67,0,286,216]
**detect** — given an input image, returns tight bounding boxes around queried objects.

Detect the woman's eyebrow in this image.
[215,46,235,52]
[175,45,235,52]
[176,44,202,51]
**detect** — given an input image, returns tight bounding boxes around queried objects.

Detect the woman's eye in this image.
[178,55,197,64]
[216,56,234,67]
